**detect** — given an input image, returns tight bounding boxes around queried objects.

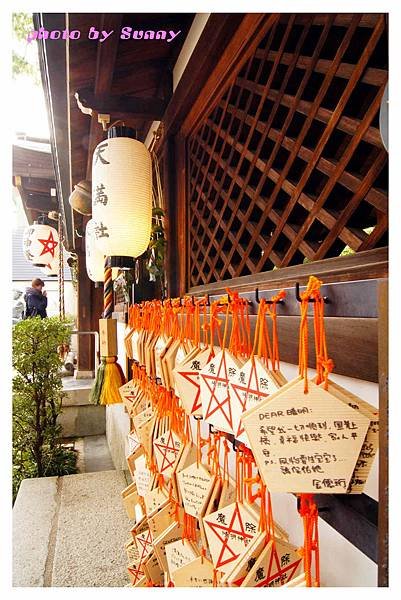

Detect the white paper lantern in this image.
[85,219,105,283]
[40,257,58,277]
[92,126,152,267]
[22,223,60,267]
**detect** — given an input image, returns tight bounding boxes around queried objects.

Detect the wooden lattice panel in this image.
[188,14,388,287]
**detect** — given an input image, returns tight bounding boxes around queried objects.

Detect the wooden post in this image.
[377,278,388,586]
[76,249,94,375]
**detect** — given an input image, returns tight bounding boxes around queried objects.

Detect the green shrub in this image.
[12,316,78,502]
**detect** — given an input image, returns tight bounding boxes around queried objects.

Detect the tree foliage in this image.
[12,12,40,84]
[12,316,77,501]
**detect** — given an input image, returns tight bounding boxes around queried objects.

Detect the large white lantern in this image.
[40,257,59,277]
[92,126,152,269]
[85,219,105,283]
[22,222,60,267]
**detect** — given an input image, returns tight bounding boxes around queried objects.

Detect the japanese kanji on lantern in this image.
[85,218,105,284]
[22,222,59,267]
[92,125,152,268]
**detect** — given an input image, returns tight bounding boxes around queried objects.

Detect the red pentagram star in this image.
[230,361,269,437]
[254,543,302,587]
[136,529,153,561]
[128,564,145,585]
[178,370,202,412]
[38,231,58,258]
[154,431,180,473]
[201,353,233,430]
[204,502,255,569]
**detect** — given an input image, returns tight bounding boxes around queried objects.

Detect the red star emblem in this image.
[136,529,153,561]
[154,431,180,473]
[204,502,255,569]
[177,370,202,413]
[128,564,145,585]
[254,543,302,587]
[201,353,233,431]
[38,231,58,259]
[230,362,269,438]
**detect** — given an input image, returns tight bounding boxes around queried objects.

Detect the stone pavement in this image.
[13,470,131,587]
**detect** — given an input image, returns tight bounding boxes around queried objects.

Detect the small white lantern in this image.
[92,126,152,269]
[85,219,105,283]
[22,222,60,267]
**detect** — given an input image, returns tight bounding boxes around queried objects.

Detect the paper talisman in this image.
[242,376,371,493]
[220,531,266,586]
[317,378,379,494]
[165,538,199,577]
[152,519,185,572]
[241,537,303,587]
[147,501,184,541]
[174,347,214,416]
[143,550,164,586]
[203,500,260,574]
[229,355,282,444]
[176,461,216,518]
[154,429,182,479]
[144,485,169,517]
[171,555,218,587]
[199,349,244,434]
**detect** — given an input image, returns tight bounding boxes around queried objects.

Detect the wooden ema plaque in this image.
[143,485,169,517]
[229,355,283,444]
[126,446,144,479]
[154,429,182,479]
[203,501,260,574]
[220,531,266,586]
[317,378,379,494]
[161,339,181,391]
[199,350,244,434]
[143,550,164,586]
[155,335,171,385]
[126,538,141,564]
[282,572,307,587]
[135,528,154,561]
[174,347,214,416]
[119,379,138,411]
[147,501,184,541]
[165,538,199,578]
[122,484,141,520]
[132,405,153,436]
[130,330,140,362]
[241,537,303,587]
[153,519,185,572]
[242,376,371,493]
[134,455,153,497]
[127,562,145,586]
[218,477,237,510]
[173,442,198,506]
[176,462,216,518]
[172,555,218,587]
[126,431,140,457]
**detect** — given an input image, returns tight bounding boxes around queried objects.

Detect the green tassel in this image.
[89,359,106,404]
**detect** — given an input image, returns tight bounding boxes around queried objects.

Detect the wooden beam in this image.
[75,89,167,120]
[377,278,388,585]
[163,14,245,136]
[85,14,123,180]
